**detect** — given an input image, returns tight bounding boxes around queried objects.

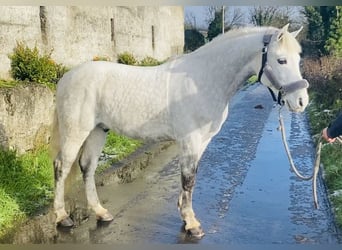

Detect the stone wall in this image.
[0,6,184,153]
[0,6,184,79]
[0,84,54,154]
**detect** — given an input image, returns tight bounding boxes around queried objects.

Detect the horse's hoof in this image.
[57,216,74,228]
[96,211,114,222]
[186,227,205,239]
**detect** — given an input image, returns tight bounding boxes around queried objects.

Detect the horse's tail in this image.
[49,109,60,161]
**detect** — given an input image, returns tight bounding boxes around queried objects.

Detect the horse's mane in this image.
[193,26,301,54]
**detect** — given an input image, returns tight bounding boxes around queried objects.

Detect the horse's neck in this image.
[181,30,265,100]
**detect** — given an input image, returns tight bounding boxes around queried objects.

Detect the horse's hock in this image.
[0,84,54,154]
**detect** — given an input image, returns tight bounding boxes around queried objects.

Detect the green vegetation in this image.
[0,146,53,238]
[296,7,342,224]
[0,43,143,241]
[0,131,141,240]
[250,6,293,27]
[184,29,205,52]
[303,56,342,226]
[8,42,68,88]
[9,42,57,85]
[0,79,57,92]
[103,131,141,159]
[117,52,137,65]
[97,131,142,173]
[0,79,19,88]
[117,52,163,66]
[139,56,162,66]
[93,55,111,61]
[246,75,258,84]
[207,9,224,41]
[302,6,342,57]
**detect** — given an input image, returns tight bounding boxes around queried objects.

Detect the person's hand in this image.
[322,127,336,143]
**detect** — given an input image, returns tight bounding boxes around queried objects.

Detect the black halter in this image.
[257,33,278,103]
[257,33,309,106]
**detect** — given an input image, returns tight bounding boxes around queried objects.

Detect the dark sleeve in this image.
[327,113,342,139]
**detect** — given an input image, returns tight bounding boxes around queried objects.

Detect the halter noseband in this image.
[257,33,309,105]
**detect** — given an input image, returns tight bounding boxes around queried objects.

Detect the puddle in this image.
[6,84,341,244]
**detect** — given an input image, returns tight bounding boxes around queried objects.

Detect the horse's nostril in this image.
[299,98,303,107]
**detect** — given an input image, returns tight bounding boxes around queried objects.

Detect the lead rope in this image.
[278,106,322,209]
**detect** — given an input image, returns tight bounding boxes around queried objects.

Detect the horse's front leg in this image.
[177,136,209,239]
[178,155,204,238]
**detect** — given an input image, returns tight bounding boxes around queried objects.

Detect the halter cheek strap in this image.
[257,33,273,82]
[258,33,309,105]
[257,34,277,102]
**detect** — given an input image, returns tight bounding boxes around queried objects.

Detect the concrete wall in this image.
[0,6,184,153]
[0,84,54,154]
[0,6,184,79]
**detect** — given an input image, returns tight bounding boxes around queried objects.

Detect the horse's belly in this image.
[101,100,173,141]
[110,118,173,141]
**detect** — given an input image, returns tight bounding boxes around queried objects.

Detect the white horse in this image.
[51,24,309,238]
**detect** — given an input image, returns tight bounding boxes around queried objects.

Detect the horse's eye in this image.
[277,58,287,65]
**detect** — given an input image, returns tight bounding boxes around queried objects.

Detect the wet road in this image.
[11,84,341,244]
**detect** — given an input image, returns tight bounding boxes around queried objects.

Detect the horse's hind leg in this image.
[54,132,89,227]
[79,125,113,222]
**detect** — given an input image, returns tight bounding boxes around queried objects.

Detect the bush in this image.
[117,53,162,67]
[55,63,69,81]
[302,57,342,108]
[117,52,137,65]
[93,55,111,61]
[139,56,162,66]
[8,42,59,86]
[303,57,342,135]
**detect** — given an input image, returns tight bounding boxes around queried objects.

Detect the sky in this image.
[184,6,304,30]
[184,6,209,28]
[184,6,251,29]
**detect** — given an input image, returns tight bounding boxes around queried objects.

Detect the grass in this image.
[0,146,54,238]
[0,79,56,91]
[308,108,342,228]
[304,56,342,227]
[0,131,140,240]
[0,49,140,239]
[97,131,142,173]
[103,131,141,159]
[0,79,21,88]
[321,143,342,227]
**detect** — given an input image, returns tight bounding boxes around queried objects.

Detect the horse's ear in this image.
[277,23,290,41]
[291,26,303,38]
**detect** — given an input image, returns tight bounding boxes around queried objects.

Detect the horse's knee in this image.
[181,174,196,192]
[181,166,197,192]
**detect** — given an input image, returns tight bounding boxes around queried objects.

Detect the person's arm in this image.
[327,113,342,139]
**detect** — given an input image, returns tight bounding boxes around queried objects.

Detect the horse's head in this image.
[258,24,309,112]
